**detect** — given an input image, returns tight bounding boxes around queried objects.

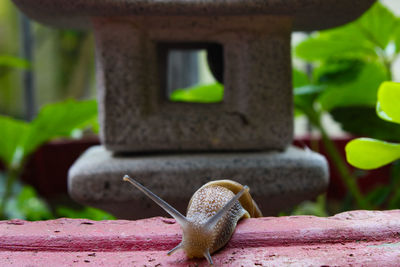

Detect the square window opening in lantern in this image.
[158,43,224,104]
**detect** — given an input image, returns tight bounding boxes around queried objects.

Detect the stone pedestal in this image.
[68,146,328,219]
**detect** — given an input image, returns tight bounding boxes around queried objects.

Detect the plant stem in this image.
[299,105,373,210]
[318,123,372,210]
[0,169,19,220]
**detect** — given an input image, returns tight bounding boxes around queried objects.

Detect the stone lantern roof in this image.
[13,0,375,30]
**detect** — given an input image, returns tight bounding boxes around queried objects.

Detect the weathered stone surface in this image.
[12,0,375,31]
[68,145,328,219]
[1,210,400,266]
[95,16,293,152]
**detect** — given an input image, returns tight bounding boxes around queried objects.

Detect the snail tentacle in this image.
[123,176,260,266]
[167,242,184,256]
[123,175,188,227]
[204,249,213,266]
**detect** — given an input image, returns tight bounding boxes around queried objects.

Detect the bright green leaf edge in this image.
[169,83,223,103]
[0,116,29,167]
[377,81,400,124]
[345,138,400,170]
[0,55,31,69]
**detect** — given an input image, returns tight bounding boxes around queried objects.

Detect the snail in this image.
[123,175,262,265]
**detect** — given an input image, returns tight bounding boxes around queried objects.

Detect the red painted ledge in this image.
[1,210,400,266]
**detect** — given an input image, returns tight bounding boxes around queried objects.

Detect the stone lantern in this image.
[12,0,375,219]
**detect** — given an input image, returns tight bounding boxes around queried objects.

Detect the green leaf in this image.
[376,81,400,124]
[0,55,30,69]
[292,68,312,116]
[17,185,53,221]
[169,83,223,103]
[345,138,400,170]
[292,68,309,88]
[1,179,53,220]
[290,195,328,217]
[90,116,100,134]
[22,99,98,157]
[294,85,325,110]
[295,30,376,61]
[294,85,326,119]
[1,178,24,219]
[330,107,400,142]
[56,206,115,220]
[395,19,400,53]
[295,3,396,61]
[0,116,29,168]
[0,99,98,170]
[318,62,387,111]
[355,2,397,49]
[314,59,364,85]
[294,85,324,96]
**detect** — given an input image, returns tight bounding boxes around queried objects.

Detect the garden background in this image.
[1,0,400,220]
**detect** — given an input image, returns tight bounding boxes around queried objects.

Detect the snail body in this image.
[123,176,262,265]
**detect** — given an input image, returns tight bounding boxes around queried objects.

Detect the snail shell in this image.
[191,180,262,218]
[123,176,262,265]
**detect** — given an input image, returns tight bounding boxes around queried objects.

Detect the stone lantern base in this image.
[68,146,328,219]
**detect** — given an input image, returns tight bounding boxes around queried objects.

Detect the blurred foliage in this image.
[330,107,400,143]
[167,1,400,215]
[0,2,103,220]
[0,99,103,220]
[291,1,400,214]
[55,205,115,220]
[0,99,98,169]
[0,1,21,117]
[280,195,328,217]
[294,2,398,115]
[0,55,30,69]
[0,1,95,119]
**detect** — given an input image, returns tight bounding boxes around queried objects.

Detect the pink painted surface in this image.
[1,210,400,266]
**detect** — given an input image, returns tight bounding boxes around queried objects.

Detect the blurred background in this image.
[1,0,400,220]
[0,1,96,119]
